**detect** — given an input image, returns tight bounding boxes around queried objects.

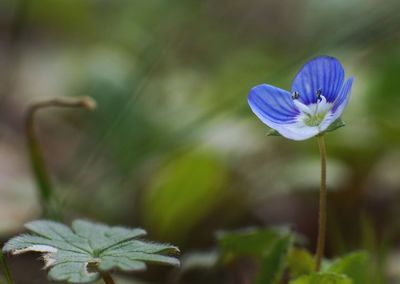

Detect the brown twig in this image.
[24,96,96,218]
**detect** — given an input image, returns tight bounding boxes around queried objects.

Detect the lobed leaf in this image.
[2,220,180,283]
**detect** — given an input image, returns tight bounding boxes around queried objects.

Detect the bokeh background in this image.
[0,0,400,283]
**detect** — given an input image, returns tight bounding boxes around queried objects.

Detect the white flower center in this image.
[292,92,333,127]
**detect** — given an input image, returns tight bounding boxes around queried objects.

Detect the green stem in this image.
[0,251,14,284]
[25,97,96,218]
[101,273,116,284]
[315,134,327,271]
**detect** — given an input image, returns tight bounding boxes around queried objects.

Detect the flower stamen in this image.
[291,89,333,127]
[316,88,322,101]
[314,89,323,115]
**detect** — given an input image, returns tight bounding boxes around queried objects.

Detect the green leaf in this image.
[218,228,292,284]
[217,227,286,261]
[2,220,180,283]
[255,235,293,284]
[290,272,353,284]
[267,129,282,136]
[325,118,346,133]
[143,152,228,240]
[328,251,371,284]
[288,248,315,278]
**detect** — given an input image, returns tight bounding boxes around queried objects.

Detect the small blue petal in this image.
[319,77,354,132]
[291,56,345,104]
[248,84,321,140]
[332,77,353,113]
[248,84,299,125]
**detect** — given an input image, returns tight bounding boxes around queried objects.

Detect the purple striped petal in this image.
[248,84,322,140]
[291,56,345,104]
[248,84,299,125]
[319,77,354,132]
[332,77,353,113]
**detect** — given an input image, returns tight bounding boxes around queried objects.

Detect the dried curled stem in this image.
[25,96,96,218]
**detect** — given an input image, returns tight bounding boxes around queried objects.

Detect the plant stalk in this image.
[101,273,116,284]
[24,96,96,218]
[315,134,327,271]
[0,251,14,284]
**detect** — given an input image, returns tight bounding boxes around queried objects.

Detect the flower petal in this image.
[291,56,345,104]
[319,77,354,132]
[272,122,320,141]
[249,84,321,140]
[248,84,299,125]
[332,77,353,113]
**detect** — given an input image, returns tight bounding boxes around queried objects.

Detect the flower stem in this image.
[315,134,327,271]
[101,273,116,284]
[25,96,96,218]
[0,251,14,284]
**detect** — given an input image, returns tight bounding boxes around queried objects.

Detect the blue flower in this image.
[248,56,354,141]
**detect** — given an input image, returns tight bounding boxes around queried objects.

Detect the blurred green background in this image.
[0,0,400,283]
